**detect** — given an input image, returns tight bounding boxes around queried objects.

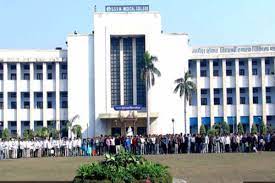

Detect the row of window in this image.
[0,120,68,128]
[199,59,273,67]
[199,68,273,77]
[0,72,67,80]
[200,96,272,105]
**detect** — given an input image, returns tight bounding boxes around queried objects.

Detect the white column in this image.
[196,60,201,132]
[119,38,124,105]
[29,63,34,130]
[222,59,227,122]
[55,63,60,130]
[16,63,21,136]
[261,58,266,125]
[3,63,8,129]
[132,38,137,105]
[235,59,240,125]
[248,58,253,131]
[42,63,47,127]
[209,59,214,127]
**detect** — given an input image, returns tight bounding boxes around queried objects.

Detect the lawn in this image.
[0,152,275,183]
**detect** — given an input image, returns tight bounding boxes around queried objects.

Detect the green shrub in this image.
[75,151,172,183]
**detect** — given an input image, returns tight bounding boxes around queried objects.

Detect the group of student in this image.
[0,138,82,159]
[0,132,275,159]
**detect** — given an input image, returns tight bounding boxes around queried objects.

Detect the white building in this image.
[0,7,274,137]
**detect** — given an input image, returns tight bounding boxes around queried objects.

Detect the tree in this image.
[221,121,230,135]
[23,129,29,140]
[72,124,82,138]
[67,115,80,138]
[237,123,244,135]
[2,128,10,140]
[207,128,216,137]
[174,71,196,134]
[141,51,161,135]
[259,121,267,135]
[251,124,258,134]
[200,124,206,135]
[41,127,49,139]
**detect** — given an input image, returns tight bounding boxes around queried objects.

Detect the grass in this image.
[0,152,274,183]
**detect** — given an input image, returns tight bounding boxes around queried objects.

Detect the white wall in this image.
[67,34,94,138]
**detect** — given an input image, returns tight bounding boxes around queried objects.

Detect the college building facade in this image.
[0,7,274,137]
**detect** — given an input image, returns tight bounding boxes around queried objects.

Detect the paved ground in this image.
[0,152,274,183]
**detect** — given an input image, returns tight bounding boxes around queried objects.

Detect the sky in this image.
[0,0,275,49]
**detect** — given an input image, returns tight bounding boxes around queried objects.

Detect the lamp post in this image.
[172,118,175,135]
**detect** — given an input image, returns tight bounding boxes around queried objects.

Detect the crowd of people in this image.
[1,132,275,160]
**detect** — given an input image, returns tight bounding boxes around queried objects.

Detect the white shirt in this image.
[225,136,230,145]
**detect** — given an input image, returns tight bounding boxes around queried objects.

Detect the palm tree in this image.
[66,114,80,138]
[141,51,161,135]
[72,124,82,138]
[174,71,196,134]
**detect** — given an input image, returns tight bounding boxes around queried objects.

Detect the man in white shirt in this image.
[204,135,209,153]
[225,135,231,152]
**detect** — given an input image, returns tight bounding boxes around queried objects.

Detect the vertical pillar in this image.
[119,38,124,105]
[42,63,47,127]
[209,59,214,127]
[3,63,8,129]
[196,60,201,132]
[16,63,21,136]
[248,58,253,131]
[55,63,60,130]
[222,59,227,122]
[261,58,266,125]
[235,59,240,125]
[29,63,34,130]
[132,38,137,105]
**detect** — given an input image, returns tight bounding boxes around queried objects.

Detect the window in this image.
[36,65,42,70]
[240,88,246,93]
[266,96,271,104]
[200,61,207,67]
[200,70,207,77]
[23,73,30,80]
[48,73,52,79]
[24,102,30,109]
[227,97,233,105]
[0,74,3,80]
[47,64,52,70]
[61,64,67,70]
[23,65,29,70]
[266,69,270,75]
[239,61,245,66]
[266,87,271,93]
[36,73,43,80]
[213,61,219,67]
[253,97,258,104]
[226,61,232,66]
[253,88,258,93]
[10,65,16,70]
[227,88,233,94]
[61,101,68,108]
[47,101,52,108]
[214,89,220,94]
[201,98,207,105]
[47,92,53,97]
[11,102,16,109]
[226,70,232,76]
[10,93,16,98]
[36,121,43,126]
[61,73,67,79]
[239,69,245,76]
[252,61,258,66]
[240,97,246,104]
[201,89,207,95]
[24,92,30,98]
[11,73,16,80]
[265,60,270,65]
[0,102,3,109]
[252,69,257,75]
[214,98,220,105]
[23,121,30,126]
[36,102,43,109]
[10,121,17,127]
[213,70,219,76]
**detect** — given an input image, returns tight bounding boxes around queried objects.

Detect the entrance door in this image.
[111,127,121,136]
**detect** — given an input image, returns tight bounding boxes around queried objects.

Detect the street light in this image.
[172,118,175,135]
